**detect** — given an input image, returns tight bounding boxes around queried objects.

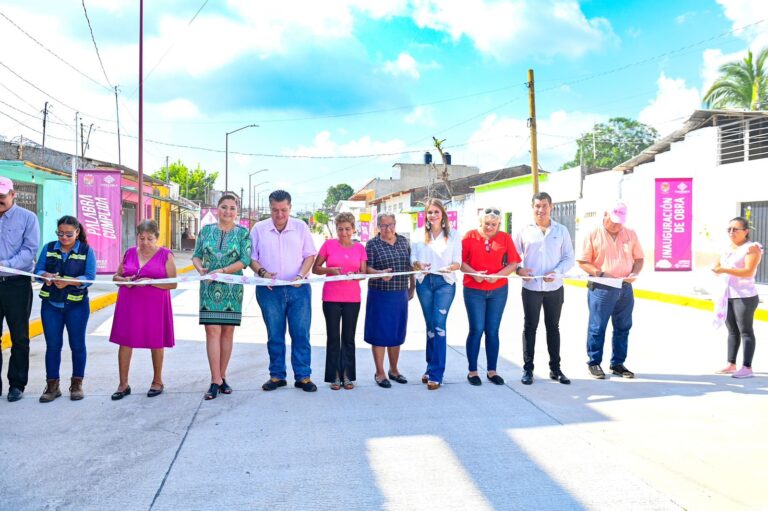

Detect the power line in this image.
[0,110,74,142]
[0,58,114,122]
[81,0,113,89]
[0,10,112,92]
[126,0,211,100]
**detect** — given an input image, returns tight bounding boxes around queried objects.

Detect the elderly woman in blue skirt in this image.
[365,213,415,388]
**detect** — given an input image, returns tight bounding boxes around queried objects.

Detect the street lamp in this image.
[225,124,258,193]
[248,169,268,226]
[252,181,270,222]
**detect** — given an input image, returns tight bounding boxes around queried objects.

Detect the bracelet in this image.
[257,268,267,277]
[296,274,305,280]
[598,271,604,278]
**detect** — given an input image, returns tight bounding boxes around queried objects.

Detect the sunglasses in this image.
[484,208,501,216]
[56,231,76,238]
[726,228,746,233]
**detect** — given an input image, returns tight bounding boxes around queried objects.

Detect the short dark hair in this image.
[57,215,87,243]
[218,193,238,206]
[532,192,552,205]
[730,216,751,239]
[269,190,291,204]
[136,219,160,237]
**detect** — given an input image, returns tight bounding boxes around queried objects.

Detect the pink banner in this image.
[77,169,122,274]
[447,210,458,231]
[359,221,370,242]
[654,178,692,271]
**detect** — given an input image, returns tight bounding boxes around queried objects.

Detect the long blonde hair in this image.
[424,198,450,243]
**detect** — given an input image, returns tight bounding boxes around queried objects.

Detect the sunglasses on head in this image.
[484,208,501,216]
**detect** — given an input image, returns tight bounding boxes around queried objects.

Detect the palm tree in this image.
[703,48,767,111]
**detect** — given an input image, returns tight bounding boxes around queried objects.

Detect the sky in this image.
[0,0,766,210]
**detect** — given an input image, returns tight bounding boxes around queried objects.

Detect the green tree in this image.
[559,118,658,170]
[152,160,218,201]
[703,48,768,111]
[313,210,333,236]
[322,183,354,208]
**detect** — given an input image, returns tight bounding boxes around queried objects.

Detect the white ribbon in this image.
[1,265,624,288]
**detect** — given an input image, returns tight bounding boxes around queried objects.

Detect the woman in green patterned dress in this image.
[192,194,252,400]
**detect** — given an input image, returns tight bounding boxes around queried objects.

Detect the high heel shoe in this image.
[220,379,233,394]
[204,383,220,400]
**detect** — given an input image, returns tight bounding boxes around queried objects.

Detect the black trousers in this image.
[323,301,360,383]
[521,286,564,372]
[0,277,33,392]
[726,295,759,367]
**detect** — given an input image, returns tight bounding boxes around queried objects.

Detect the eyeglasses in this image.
[726,228,746,233]
[484,239,491,253]
[379,223,395,229]
[484,208,501,216]
[56,231,76,238]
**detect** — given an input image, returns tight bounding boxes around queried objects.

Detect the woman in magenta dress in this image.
[109,220,177,400]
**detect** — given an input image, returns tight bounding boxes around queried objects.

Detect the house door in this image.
[122,202,136,254]
[741,201,768,284]
[553,200,576,250]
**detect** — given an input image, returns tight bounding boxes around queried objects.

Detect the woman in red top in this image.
[461,207,520,386]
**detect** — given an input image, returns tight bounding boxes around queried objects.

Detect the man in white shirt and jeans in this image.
[514,192,575,385]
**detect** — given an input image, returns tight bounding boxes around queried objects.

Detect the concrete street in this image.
[1,271,766,511]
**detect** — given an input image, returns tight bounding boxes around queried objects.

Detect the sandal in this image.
[220,379,233,394]
[330,379,341,391]
[204,383,220,400]
[343,379,354,390]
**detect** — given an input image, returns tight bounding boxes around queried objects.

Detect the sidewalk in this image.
[0,277,765,510]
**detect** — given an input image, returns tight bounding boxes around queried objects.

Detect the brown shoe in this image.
[39,379,62,403]
[427,381,440,390]
[69,377,84,401]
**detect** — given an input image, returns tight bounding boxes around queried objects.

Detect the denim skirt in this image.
[364,288,408,347]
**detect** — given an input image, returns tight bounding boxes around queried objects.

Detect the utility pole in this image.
[82,123,94,160]
[41,101,48,156]
[137,0,145,227]
[72,112,78,213]
[115,86,122,165]
[527,69,539,194]
[592,130,596,163]
[165,156,170,184]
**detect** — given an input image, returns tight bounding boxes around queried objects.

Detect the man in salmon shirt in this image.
[577,201,644,380]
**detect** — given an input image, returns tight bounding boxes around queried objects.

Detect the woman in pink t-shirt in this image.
[312,213,368,390]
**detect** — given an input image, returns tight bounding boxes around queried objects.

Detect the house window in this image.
[748,117,768,161]
[719,121,745,165]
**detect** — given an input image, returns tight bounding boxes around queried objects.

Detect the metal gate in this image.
[553,200,576,250]
[13,181,38,214]
[741,201,768,284]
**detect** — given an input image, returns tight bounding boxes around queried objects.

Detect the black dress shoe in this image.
[262,378,288,391]
[388,372,408,384]
[111,386,131,401]
[295,378,318,392]
[487,374,505,385]
[467,374,482,386]
[7,387,23,402]
[147,384,164,397]
[549,370,571,385]
[375,375,392,388]
[521,371,534,385]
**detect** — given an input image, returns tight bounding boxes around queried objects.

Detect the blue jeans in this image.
[40,299,90,379]
[256,285,312,381]
[463,286,508,372]
[586,283,634,367]
[416,275,456,383]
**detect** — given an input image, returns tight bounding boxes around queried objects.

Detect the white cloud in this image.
[715,0,768,49]
[383,52,421,79]
[457,110,605,171]
[285,131,408,161]
[639,73,700,135]
[154,98,201,120]
[411,0,616,61]
[404,106,436,126]
[675,11,696,24]
[700,48,744,95]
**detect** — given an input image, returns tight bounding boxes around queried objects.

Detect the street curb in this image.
[564,278,768,322]
[1,265,195,350]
